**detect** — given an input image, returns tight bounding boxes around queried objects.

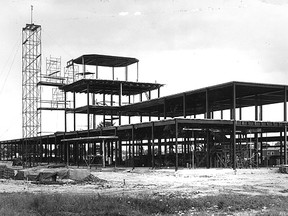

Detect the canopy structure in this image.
[69,54,139,67]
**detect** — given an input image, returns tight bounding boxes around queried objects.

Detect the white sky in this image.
[1,0,288,140]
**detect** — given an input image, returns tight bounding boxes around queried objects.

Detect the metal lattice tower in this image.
[22,24,42,138]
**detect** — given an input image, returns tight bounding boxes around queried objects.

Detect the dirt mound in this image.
[75,174,108,185]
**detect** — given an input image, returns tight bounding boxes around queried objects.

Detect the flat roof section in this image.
[70,54,139,67]
[60,79,163,96]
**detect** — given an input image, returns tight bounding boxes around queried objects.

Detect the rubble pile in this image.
[0,163,108,185]
[0,165,15,179]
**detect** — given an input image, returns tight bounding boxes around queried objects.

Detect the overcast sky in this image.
[0,0,288,140]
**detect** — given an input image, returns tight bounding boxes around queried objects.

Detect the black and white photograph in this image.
[0,0,288,215]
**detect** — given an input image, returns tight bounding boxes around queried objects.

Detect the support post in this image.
[285,126,287,165]
[64,91,67,133]
[284,87,287,164]
[112,67,115,80]
[96,66,98,79]
[206,130,210,168]
[183,93,186,118]
[232,83,237,170]
[280,132,283,164]
[119,83,122,125]
[102,140,105,168]
[175,119,179,171]
[73,92,76,131]
[125,66,128,81]
[132,126,135,169]
[93,94,96,129]
[164,99,167,119]
[87,84,90,136]
[136,62,139,82]
[140,93,143,122]
[205,89,210,119]
[151,123,155,168]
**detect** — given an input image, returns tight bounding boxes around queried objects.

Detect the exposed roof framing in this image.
[69,54,139,67]
[64,81,288,118]
[60,79,163,95]
[121,81,288,117]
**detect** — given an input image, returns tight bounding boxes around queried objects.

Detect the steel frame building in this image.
[1,54,288,170]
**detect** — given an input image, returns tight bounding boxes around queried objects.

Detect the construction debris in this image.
[0,165,16,179]
[279,165,288,174]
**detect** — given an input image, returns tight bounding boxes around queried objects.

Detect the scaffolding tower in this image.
[22,23,42,138]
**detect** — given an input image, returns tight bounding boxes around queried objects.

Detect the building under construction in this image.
[0,23,288,170]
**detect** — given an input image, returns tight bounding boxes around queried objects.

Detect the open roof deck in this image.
[60,79,163,95]
[66,81,288,118]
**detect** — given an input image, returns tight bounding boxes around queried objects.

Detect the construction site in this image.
[0,21,287,171]
[3,2,288,215]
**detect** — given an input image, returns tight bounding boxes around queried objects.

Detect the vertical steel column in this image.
[125,66,128,81]
[175,119,179,171]
[73,92,76,131]
[260,132,263,165]
[206,130,210,168]
[102,139,105,168]
[193,132,197,168]
[110,94,114,126]
[254,95,258,167]
[136,62,139,82]
[119,83,122,125]
[54,136,57,163]
[114,128,118,167]
[205,89,210,168]
[64,92,67,132]
[151,123,155,168]
[96,66,98,79]
[112,67,114,80]
[285,126,288,165]
[132,126,135,169]
[239,99,242,120]
[164,99,167,119]
[205,89,210,119]
[140,93,143,122]
[183,93,186,118]
[93,94,96,129]
[255,97,258,121]
[148,91,151,122]
[260,105,263,165]
[158,138,162,165]
[82,56,85,78]
[128,95,131,124]
[280,132,283,164]
[64,91,68,164]
[232,83,237,170]
[284,87,287,164]
[103,92,106,127]
[87,84,90,136]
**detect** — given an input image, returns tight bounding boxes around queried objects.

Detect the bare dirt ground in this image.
[0,166,288,199]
